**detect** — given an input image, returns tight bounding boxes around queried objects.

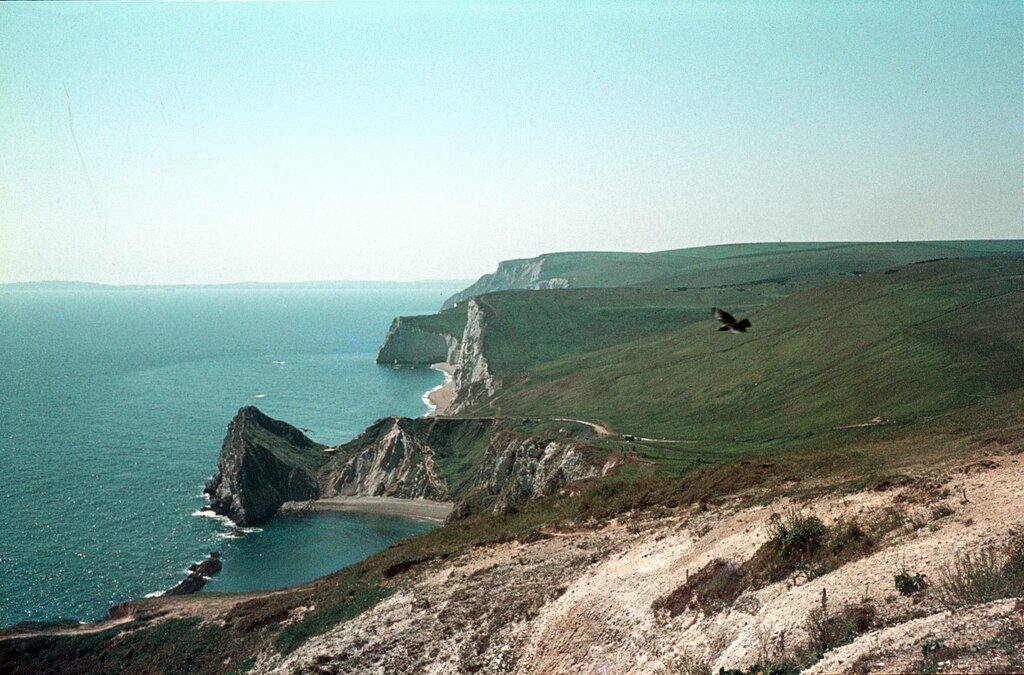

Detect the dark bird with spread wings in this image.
[712,307,751,334]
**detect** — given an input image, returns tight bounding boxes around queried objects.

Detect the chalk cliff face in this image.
[441,255,569,310]
[205,408,615,525]
[204,407,328,526]
[447,298,500,415]
[320,417,450,501]
[375,317,461,366]
[464,433,609,516]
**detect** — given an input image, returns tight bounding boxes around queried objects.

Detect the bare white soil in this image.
[252,450,1024,674]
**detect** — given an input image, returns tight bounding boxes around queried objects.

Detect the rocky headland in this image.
[203,406,328,526]
[203,407,621,528]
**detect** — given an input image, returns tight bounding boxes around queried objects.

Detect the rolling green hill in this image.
[637,240,1024,289]
[394,242,1024,375]
[442,240,1024,310]
[473,284,795,375]
[441,242,856,309]
[474,257,1024,447]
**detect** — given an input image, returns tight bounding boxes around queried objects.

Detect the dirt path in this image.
[550,416,613,436]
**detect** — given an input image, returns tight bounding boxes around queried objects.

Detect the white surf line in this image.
[421,385,442,415]
[420,363,453,417]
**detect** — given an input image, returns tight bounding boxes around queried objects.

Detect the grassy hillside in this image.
[441,242,861,309]
[475,284,797,375]
[424,241,1023,375]
[531,243,845,287]
[396,303,468,339]
[638,240,1024,289]
[443,241,1024,310]
[476,257,1024,448]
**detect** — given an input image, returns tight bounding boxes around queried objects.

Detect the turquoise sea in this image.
[0,285,461,627]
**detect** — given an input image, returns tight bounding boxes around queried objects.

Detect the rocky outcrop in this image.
[204,406,615,527]
[204,407,329,526]
[447,298,500,415]
[441,255,569,310]
[165,553,222,596]
[467,434,609,515]
[376,317,461,366]
[320,417,450,501]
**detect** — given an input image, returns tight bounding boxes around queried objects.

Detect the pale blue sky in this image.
[1,1,1021,284]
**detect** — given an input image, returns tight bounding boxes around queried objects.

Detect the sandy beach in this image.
[279,496,454,521]
[425,361,455,417]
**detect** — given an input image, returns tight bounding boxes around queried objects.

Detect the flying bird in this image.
[712,307,751,333]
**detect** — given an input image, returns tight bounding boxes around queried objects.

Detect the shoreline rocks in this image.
[165,552,222,596]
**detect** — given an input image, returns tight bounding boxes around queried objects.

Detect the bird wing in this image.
[712,307,736,324]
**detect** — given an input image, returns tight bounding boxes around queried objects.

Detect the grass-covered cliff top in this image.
[473,284,795,375]
[476,257,1024,443]
[441,240,1024,309]
[396,240,1024,375]
[394,304,468,339]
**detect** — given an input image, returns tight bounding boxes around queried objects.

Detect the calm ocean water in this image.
[0,285,461,627]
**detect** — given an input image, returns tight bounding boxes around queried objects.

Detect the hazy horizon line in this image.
[7,237,1024,288]
[0,279,475,291]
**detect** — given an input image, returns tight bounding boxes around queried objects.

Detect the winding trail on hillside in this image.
[452,414,701,445]
[550,417,613,436]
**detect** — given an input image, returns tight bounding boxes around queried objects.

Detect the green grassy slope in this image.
[466,243,1023,375]
[395,304,468,339]
[428,242,1023,374]
[441,243,863,309]
[533,243,845,287]
[443,241,1024,310]
[475,285,796,375]
[638,240,1024,289]
[477,257,1024,445]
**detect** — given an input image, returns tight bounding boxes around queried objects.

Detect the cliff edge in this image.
[441,254,569,310]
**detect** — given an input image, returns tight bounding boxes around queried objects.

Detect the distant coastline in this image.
[0,279,473,292]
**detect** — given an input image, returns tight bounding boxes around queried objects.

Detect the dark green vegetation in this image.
[654,508,904,617]
[894,568,928,595]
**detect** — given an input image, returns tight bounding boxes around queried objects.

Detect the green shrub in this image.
[768,510,828,565]
[894,569,928,595]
